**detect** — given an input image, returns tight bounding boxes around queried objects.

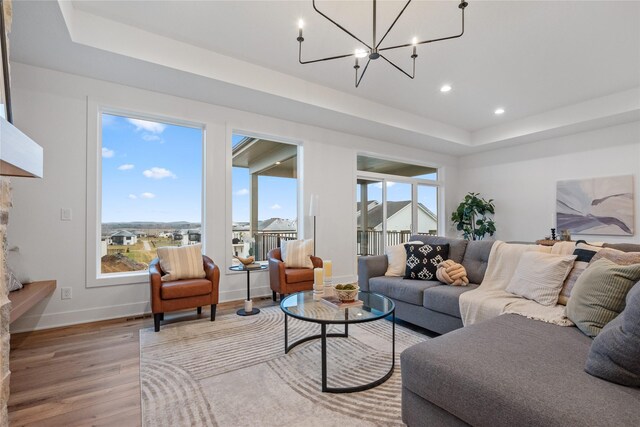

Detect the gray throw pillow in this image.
[7,268,23,292]
[566,258,640,337]
[585,282,640,387]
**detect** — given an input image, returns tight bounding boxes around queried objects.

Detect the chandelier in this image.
[297,0,468,87]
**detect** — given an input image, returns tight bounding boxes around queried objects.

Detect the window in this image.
[99,113,203,275]
[356,155,439,255]
[231,134,298,263]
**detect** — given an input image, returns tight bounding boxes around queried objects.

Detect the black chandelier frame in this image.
[297,0,468,87]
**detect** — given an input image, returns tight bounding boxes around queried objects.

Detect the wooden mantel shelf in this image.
[8,280,56,323]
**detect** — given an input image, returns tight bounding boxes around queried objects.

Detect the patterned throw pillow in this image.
[404,243,449,281]
[157,243,206,282]
[558,242,603,305]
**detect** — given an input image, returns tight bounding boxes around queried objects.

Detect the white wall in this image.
[7,63,459,332]
[457,121,640,243]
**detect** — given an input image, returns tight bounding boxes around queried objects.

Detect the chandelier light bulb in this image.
[354,49,368,59]
[412,37,418,46]
[298,19,304,29]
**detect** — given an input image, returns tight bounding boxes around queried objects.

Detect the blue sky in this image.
[101,114,202,223]
[232,134,297,223]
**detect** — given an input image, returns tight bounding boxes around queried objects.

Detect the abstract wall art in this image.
[556,175,634,236]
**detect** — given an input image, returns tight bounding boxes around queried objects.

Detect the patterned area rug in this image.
[140,306,429,426]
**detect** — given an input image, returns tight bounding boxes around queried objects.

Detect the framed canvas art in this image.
[556,175,634,236]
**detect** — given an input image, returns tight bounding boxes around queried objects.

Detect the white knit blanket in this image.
[459,241,575,327]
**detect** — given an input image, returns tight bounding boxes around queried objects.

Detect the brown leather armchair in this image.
[149,255,220,332]
[267,248,322,301]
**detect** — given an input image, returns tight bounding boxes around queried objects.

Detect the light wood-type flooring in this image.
[8,297,277,427]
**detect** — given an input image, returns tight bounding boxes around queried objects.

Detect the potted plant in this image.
[451,192,496,240]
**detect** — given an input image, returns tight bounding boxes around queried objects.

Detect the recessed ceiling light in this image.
[494,108,505,115]
[440,84,452,93]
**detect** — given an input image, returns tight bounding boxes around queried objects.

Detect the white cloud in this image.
[143,167,176,180]
[235,188,249,196]
[128,194,137,199]
[141,192,156,199]
[127,118,167,134]
[375,181,396,189]
[118,164,135,171]
[142,134,162,142]
[102,147,115,158]
[271,203,282,210]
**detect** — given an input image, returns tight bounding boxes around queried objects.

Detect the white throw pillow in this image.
[157,243,206,282]
[506,252,577,306]
[283,239,314,268]
[384,241,423,277]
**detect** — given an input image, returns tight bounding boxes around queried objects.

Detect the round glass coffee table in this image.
[280,291,395,393]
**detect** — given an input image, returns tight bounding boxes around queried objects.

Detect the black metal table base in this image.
[237,308,260,316]
[284,310,395,393]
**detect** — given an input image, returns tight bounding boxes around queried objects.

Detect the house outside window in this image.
[231,134,299,263]
[356,155,440,256]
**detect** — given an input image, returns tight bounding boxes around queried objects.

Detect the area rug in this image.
[140,306,429,426]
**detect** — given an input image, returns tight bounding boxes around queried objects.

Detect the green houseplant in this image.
[451,192,496,240]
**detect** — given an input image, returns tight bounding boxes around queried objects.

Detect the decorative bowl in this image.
[334,284,360,303]
[233,255,255,266]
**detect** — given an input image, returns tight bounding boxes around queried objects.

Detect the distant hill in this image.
[102,221,201,233]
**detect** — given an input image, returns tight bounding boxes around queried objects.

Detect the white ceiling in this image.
[7,1,640,154]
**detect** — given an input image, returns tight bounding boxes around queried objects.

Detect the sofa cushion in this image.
[404,243,449,281]
[567,258,640,337]
[423,283,479,317]
[410,235,468,264]
[603,242,640,252]
[401,314,640,427]
[369,276,440,305]
[585,282,640,386]
[157,243,205,282]
[461,240,495,284]
[285,268,314,284]
[161,279,212,299]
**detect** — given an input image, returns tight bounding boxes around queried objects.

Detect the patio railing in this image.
[232,230,297,261]
[357,230,436,256]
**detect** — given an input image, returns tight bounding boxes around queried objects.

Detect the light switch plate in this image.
[61,208,72,221]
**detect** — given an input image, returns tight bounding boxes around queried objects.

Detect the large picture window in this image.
[99,112,203,275]
[356,155,439,255]
[231,134,298,263]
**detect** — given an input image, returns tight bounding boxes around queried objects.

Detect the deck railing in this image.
[357,230,436,256]
[232,230,297,261]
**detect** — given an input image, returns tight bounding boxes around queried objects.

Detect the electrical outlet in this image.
[61,287,72,300]
[61,208,72,221]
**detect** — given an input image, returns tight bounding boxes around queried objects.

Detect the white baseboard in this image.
[10,276,359,333]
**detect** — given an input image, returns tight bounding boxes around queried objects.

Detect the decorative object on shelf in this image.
[451,192,496,241]
[313,267,324,294]
[334,283,360,303]
[233,255,255,266]
[556,175,634,236]
[296,0,469,88]
[551,228,557,240]
[561,229,572,241]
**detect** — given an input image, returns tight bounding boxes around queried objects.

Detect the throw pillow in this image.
[283,239,314,269]
[585,281,640,387]
[436,260,469,286]
[384,241,423,277]
[157,243,206,282]
[590,247,640,266]
[558,242,603,305]
[404,243,449,281]
[566,258,640,337]
[505,252,577,306]
[7,268,23,292]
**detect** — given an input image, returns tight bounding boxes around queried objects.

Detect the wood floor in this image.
[8,297,277,427]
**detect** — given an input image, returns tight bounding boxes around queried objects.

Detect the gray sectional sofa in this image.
[358,235,494,334]
[358,237,640,426]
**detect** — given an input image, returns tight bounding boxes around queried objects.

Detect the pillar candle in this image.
[324,260,333,280]
[314,267,324,286]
